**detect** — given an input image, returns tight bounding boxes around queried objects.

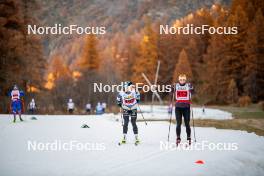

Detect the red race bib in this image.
[124,98,135,104]
[177,90,188,98]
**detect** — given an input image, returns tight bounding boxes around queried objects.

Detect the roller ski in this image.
[135,139,140,146]
[13,117,24,123]
[183,138,192,148]
[118,137,126,146]
[135,136,140,146]
[118,139,140,146]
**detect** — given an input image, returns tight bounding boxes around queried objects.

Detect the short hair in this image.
[178,74,187,80]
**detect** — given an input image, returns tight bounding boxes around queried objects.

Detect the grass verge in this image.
[139,104,264,136]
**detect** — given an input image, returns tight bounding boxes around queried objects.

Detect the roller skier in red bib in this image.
[174,74,194,146]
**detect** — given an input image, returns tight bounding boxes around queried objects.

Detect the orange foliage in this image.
[45,73,55,90]
[72,71,82,79]
[27,85,40,93]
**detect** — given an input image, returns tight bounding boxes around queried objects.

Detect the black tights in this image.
[123,110,138,134]
[175,107,191,139]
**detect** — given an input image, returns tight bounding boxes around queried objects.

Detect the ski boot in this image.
[187,137,191,146]
[19,114,23,122]
[13,118,16,123]
[121,138,126,144]
[134,135,140,145]
[118,136,126,145]
[135,138,140,146]
[176,137,181,146]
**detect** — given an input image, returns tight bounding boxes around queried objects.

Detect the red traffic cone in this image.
[195,160,204,164]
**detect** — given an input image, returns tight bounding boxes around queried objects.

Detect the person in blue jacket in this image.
[9,85,24,123]
[95,102,104,115]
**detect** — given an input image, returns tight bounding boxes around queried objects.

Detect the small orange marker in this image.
[195,160,204,164]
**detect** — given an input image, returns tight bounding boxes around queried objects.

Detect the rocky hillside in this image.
[30,0,231,53]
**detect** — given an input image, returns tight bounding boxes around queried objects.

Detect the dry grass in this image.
[138,104,264,136]
[138,118,264,136]
[191,119,264,136]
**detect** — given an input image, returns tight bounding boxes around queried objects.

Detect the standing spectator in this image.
[28,98,37,114]
[95,102,103,115]
[67,98,75,114]
[102,102,107,113]
[85,103,91,114]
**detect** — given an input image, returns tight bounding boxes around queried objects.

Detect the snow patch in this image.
[0,114,263,176]
[137,105,232,120]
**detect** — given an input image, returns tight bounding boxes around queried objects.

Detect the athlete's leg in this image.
[130,110,138,135]
[183,107,191,139]
[122,110,129,135]
[17,101,23,121]
[175,107,183,139]
[11,101,17,123]
[13,113,16,123]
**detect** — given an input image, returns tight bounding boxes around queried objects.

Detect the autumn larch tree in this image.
[216,5,248,102]
[78,34,100,72]
[0,0,46,113]
[132,21,158,84]
[243,9,264,101]
[226,79,239,104]
[173,49,193,83]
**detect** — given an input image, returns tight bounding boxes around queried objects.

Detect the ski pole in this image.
[120,108,124,127]
[191,108,197,142]
[167,92,175,142]
[137,104,148,126]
